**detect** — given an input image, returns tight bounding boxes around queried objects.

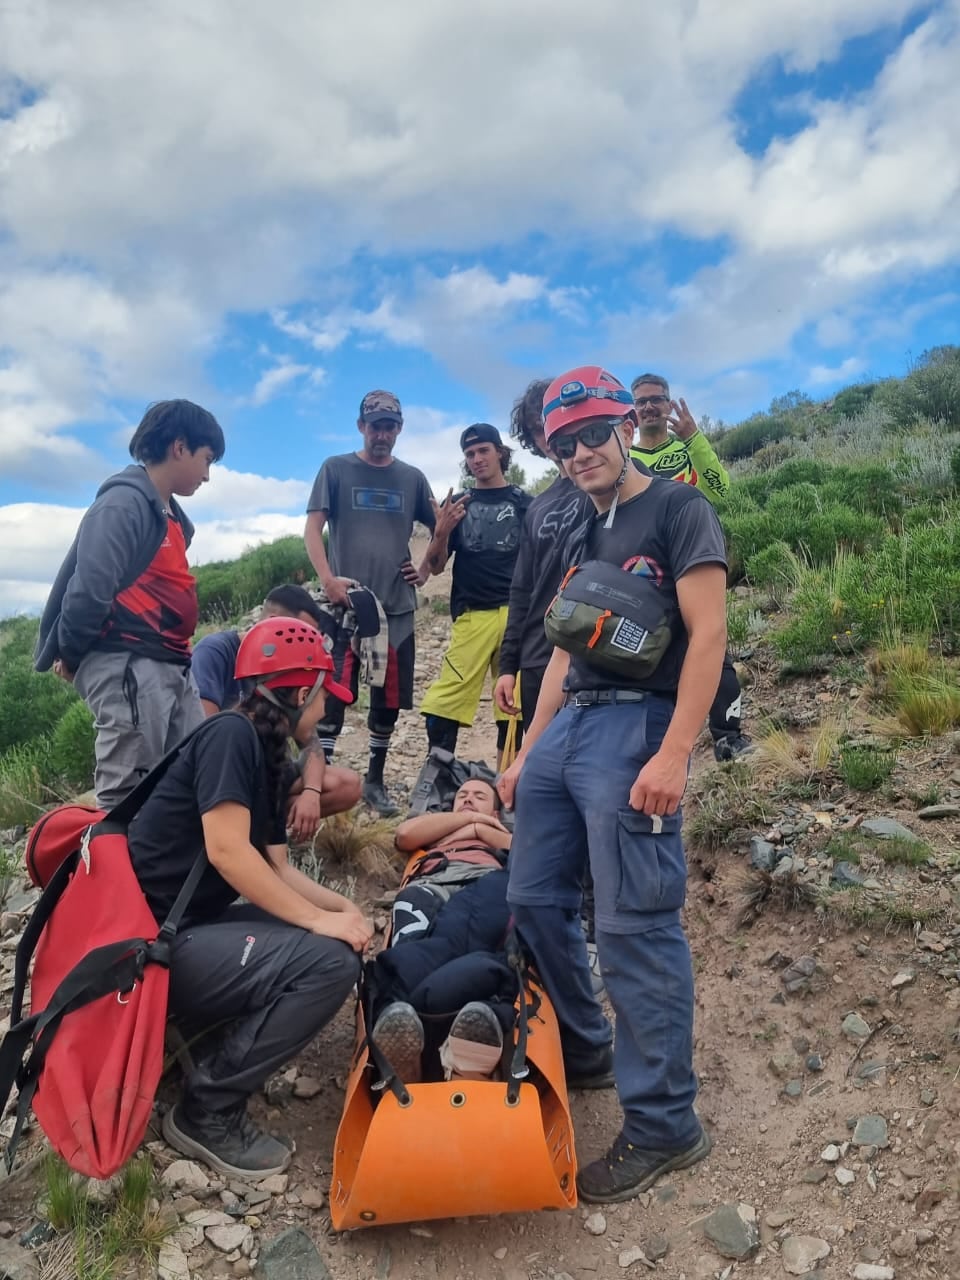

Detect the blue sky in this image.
[1,0,958,615]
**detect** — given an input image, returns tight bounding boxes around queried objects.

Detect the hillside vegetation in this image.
[0,345,958,829]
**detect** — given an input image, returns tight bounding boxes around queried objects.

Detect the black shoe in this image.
[565,1046,615,1090]
[162,1102,292,1178]
[362,780,400,818]
[577,1126,712,1203]
[713,733,754,763]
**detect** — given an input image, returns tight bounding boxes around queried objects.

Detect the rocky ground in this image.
[0,541,958,1279]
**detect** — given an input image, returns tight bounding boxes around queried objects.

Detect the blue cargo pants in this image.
[507,693,700,1150]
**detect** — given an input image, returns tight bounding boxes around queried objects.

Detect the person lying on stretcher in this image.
[370,779,514,1084]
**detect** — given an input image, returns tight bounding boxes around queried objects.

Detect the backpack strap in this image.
[104,713,229,831]
[358,961,413,1109]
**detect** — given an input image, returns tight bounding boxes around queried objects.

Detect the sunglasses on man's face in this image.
[634,394,669,407]
[551,420,618,461]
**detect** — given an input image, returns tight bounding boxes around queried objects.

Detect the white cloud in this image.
[248,360,317,406]
[0,0,957,482]
[188,466,311,517]
[808,356,867,386]
[189,515,307,566]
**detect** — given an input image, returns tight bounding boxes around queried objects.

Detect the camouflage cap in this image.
[360,390,402,424]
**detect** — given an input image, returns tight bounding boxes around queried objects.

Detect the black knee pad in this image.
[367,708,400,737]
[425,714,459,754]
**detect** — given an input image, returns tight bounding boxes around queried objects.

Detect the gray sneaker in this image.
[372,1001,424,1084]
[162,1102,292,1179]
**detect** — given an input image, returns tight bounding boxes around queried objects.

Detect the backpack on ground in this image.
[407,747,499,816]
[0,727,212,1178]
[328,850,577,1229]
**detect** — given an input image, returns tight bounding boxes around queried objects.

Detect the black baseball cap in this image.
[460,423,504,451]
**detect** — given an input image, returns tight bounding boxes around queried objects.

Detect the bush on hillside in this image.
[51,701,96,791]
[194,535,314,622]
[0,656,79,756]
[873,346,960,430]
[714,412,799,462]
[831,383,877,420]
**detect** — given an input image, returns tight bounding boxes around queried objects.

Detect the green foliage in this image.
[715,411,798,462]
[831,382,877,419]
[873,345,960,429]
[52,700,96,790]
[838,745,896,791]
[0,654,79,755]
[0,739,51,827]
[194,535,314,622]
[744,541,801,608]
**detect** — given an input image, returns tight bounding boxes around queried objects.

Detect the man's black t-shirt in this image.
[448,485,531,620]
[561,479,727,696]
[128,712,286,924]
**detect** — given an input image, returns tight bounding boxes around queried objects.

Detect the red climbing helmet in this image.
[542,367,634,443]
[235,618,354,703]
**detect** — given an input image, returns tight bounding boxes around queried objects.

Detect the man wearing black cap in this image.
[305,390,436,816]
[420,424,531,761]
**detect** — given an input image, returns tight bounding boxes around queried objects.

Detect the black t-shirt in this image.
[561,479,728,696]
[128,713,286,924]
[448,485,531,620]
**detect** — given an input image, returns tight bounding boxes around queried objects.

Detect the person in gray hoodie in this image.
[35,400,225,808]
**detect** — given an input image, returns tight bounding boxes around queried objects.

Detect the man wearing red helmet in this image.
[499,367,727,1203]
[130,618,373,1178]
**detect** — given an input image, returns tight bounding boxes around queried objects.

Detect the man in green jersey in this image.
[629,373,749,760]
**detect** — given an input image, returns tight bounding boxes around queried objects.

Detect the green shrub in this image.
[838,745,896,791]
[715,413,798,462]
[0,656,80,755]
[951,445,960,492]
[194,535,315,622]
[831,383,877,419]
[0,739,52,828]
[744,541,801,608]
[721,511,775,579]
[52,701,96,790]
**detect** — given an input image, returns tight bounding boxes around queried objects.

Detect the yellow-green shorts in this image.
[420,606,509,726]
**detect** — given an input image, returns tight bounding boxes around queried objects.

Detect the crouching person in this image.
[128,618,374,1177]
[370,779,515,1084]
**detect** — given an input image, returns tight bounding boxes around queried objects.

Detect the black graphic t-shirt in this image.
[499,474,591,677]
[448,486,531,620]
[561,479,727,696]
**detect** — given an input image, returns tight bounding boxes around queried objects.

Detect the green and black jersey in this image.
[630,432,730,504]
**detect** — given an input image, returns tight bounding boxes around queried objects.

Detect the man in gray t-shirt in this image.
[305,389,435,816]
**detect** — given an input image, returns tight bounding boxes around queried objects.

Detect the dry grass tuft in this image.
[308,808,402,879]
[735,865,819,927]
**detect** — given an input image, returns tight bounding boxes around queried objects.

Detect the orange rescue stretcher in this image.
[329,851,577,1229]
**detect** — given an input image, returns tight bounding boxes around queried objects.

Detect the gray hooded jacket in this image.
[34,465,195,673]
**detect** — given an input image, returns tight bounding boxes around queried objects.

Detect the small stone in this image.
[219,1190,243,1214]
[185,1209,234,1227]
[890,1232,917,1258]
[853,1114,888,1147]
[158,1241,191,1280]
[853,1267,895,1280]
[749,837,777,872]
[409,1226,434,1238]
[161,1159,210,1192]
[257,1173,289,1195]
[257,1227,332,1278]
[702,1202,759,1260]
[916,1229,935,1246]
[644,1234,669,1261]
[618,1245,652,1268]
[292,1076,322,1100]
[842,1013,872,1042]
[781,1235,831,1275]
[802,1167,828,1184]
[233,1262,253,1278]
[820,1144,841,1163]
[0,1238,40,1280]
[920,1088,936,1106]
[299,1186,325,1210]
[806,1053,825,1072]
[835,1166,856,1186]
[0,1223,13,1238]
[860,816,922,840]
[890,971,915,989]
[831,862,864,888]
[584,1212,607,1236]
[206,1224,254,1253]
[764,1208,794,1229]
[493,1247,508,1260]
[783,1079,803,1098]
[769,1052,802,1079]
[917,803,960,819]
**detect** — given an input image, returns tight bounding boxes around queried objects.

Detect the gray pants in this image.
[170,905,360,1113]
[74,649,204,809]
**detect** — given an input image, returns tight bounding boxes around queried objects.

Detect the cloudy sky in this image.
[1,0,958,616]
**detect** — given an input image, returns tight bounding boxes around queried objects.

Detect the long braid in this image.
[238,690,295,834]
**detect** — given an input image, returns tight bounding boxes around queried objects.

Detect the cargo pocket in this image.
[615,809,687,914]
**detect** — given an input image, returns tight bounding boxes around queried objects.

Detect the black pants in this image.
[169,905,360,1113]
[709,656,744,742]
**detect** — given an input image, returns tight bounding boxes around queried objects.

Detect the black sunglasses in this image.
[634,394,669,407]
[551,420,617,461]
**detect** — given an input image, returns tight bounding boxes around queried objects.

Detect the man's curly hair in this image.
[509,377,552,458]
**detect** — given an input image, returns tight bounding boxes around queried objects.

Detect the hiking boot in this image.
[162,1101,292,1179]
[577,1126,712,1203]
[585,941,605,997]
[440,1002,503,1081]
[372,1001,424,1084]
[713,733,754,763]
[564,1045,615,1090]
[362,780,400,818]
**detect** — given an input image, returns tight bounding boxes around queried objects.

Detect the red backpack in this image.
[0,726,212,1178]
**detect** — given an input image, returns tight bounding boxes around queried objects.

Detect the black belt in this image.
[566,689,650,707]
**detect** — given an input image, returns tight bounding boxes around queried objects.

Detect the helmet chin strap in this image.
[255,683,304,729]
[603,431,630,530]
